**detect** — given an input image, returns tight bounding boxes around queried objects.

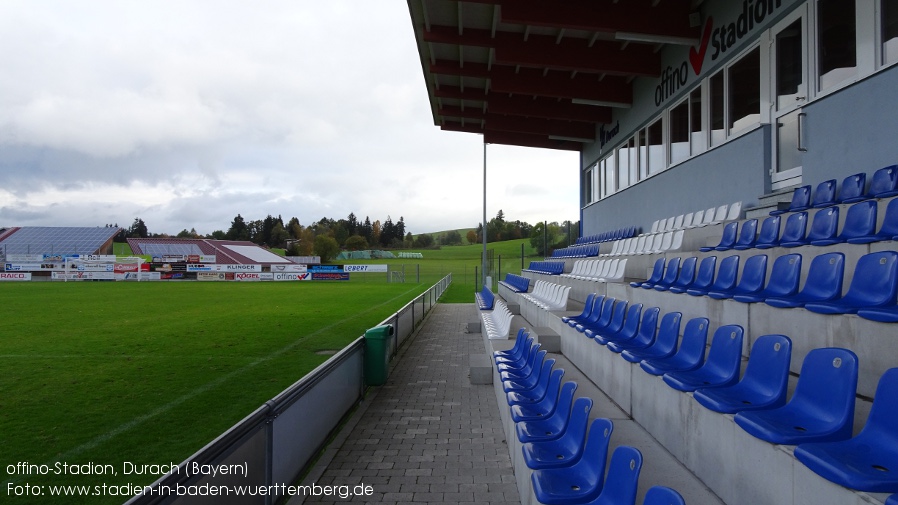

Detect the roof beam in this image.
[433,86,610,123]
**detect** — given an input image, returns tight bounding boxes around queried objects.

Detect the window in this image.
[617,137,637,189]
[776,19,805,108]
[818,0,856,90]
[669,99,689,164]
[709,70,725,146]
[728,47,761,132]
[638,129,648,180]
[602,152,616,197]
[583,166,594,204]
[689,88,703,155]
[884,0,898,66]
[647,119,664,175]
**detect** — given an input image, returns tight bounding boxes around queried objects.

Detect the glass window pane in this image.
[604,152,616,196]
[884,0,898,65]
[617,143,630,190]
[647,119,664,175]
[728,47,761,132]
[690,88,703,153]
[628,137,638,184]
[710,71,725,146]
[584,167,593,204]
[669,100,689,164]
[776,19,804,108]
[638,129,648,180]
[818,0,856,89]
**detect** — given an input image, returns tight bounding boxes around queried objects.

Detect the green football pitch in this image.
[0,239,541,502]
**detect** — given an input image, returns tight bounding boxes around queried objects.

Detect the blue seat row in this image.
[523,261,564,275]
[576,226,638,245]
[475,285,495,310]
[499,273,530,293]
[716,199,898,252]
[577,291,898,494]
[771,165,898,216]
[551,243,600,258]
[496,328,686,505]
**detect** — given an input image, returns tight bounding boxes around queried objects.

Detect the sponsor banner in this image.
[343,264,388,273]
[0,272,31,281]
[76,263,114,272]
[197,272,229,281]
[116,272,161,281]
[273,272,312,281]
[260,273,273,281]
[6,254,46,262]
[223,264,262,272]
[234,272,262,281]
[270,264,308,273]
[309,265,344,273]
[5,263,61,272]
[312,272,350,281]
[151,254,216,263]
[52,271,116,280]
[73,254,116,261]
[114,263,141,274]
[186,264,216,272]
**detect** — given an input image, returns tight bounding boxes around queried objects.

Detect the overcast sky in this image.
[0,1,580,236]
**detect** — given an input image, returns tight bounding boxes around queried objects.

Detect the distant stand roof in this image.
[128,238,291,265]
[0,227,120,256]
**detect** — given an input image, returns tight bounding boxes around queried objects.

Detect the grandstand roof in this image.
[406,0,701,151]
[127,238,292,265]
[0,226,120,256]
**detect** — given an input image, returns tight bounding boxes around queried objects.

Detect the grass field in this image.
[0,239,542,503]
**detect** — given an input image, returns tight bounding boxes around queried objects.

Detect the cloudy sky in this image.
[0,1,580,236]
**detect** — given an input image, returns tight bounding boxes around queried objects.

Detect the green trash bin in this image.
[363,324,394,386]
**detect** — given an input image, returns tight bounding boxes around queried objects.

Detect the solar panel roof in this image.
[0,227,119,256]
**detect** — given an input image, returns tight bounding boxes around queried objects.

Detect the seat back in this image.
[596,446,643,505]
[659,231,674,252]
[789,185,812,211]
[703,207,716,225]
[692,256,718,290]
[842,251,898,307]
[789,348,858,440]
[737,254,768,293]
[611,303,644,341]
[868,164,898,198]
[715,221,739,249]
[756,215,781,247]
[714,204,729,222]
[802,252,845,300]
[670,230,685,251]
[710,255,740,292]
[839,172,867,203]
[765,253,802,297]
[675,317,710,364]
[646,258,665,284]
[605,301,640,336]
[739,334,792,406]
[691,209,705,226]
[780,211,808,243]
[643,486,686,505]
[601,300,629,330]
[682,212,694,228]
[858,368,898,441]
[673,214,685,229]
[642,311,683,355]
[586,297,614,327]
[672,256,697,289]
[580,418,614,483]
[806,206,839,242]
[659,257,681,287]
[701,325,745,382]
[881,198,898,237]
[630,307,664,347]
[577,293,597,319]
[812,179,837,208]
[734,219,759,248]
[840,200,877,240]
[726,201,743,220]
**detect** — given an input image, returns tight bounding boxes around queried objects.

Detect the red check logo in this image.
[689,16,714,75]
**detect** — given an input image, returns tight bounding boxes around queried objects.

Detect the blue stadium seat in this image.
[811,179,838,208]
[607,311,682,354]
[511,381,578,423]
[858,305,898,323]
[735,348,858,445]
[642,486,686,505]
[595,306,660,347]
[888,494,898,505]
[687,255,739,297]
[732,218,759,250]
[617,311,692,363]
[805,251,898,314]
[581,446,643,505]
[516,389,583,444]
[495,340,538,369]
[631,258,665,288]
[652,257,682,291]
[700,221,738,252]
[693,335,792,414]
[682,255,717,296]
[638,318,710,374]
[754,215,782,249]
[765,252,845,308]
[662,256,697,293]
[849,197,898,244]
[584,300,630,339]
[708,254,767,300]
[591,303,643,344]
[662,325,744,392]
[733,253,802,303]
[507,367,564,407]
[867,164,898,199]
[570,295,605,328]
[801,206,840,246]
[794,368,898,492]
[521,399,593,470]
[771,185,812,215]
[562,293,597,325]
[500,350,548,390]
[475,285,495,310]
[778,211,809,248]
[494,329,530,362]
[838,172,867,203]
[812,201,877,246]
[575,297,614,333]
[531,418,613,505]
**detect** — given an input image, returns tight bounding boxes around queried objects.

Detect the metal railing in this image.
[125,274,451,505]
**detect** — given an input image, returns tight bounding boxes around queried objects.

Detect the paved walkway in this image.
[301,304,520,505]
